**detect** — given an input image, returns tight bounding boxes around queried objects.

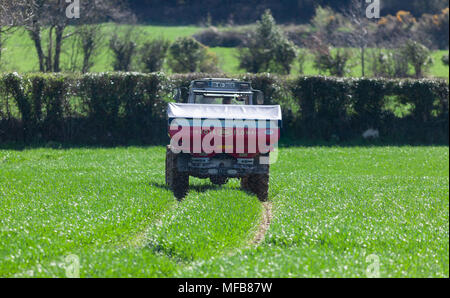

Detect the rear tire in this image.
[248,173,269,202]
[165,146,189,200]
[241,177,250,191]
[173,172,189,201]
[165,146,174,188]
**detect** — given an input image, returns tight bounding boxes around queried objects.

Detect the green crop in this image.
[0,146,448,277]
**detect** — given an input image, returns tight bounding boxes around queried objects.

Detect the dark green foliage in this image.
[78,72,168,143]
[351,79,387,129]
[238,10,297,74]
[41,76,70,140]
[193,29,247,47]
[0,72,448,144]
[311,5,342,38]
[127,0,448,27]
[0,73,168,144]
[78,25,104,73]
[401,41,433,78]
[168,37,219,73]
[442,54,449,66]
[313,49,352,77]
[139,38,170,72]
[0,73,71,141]
[369,50,410,78]
[291,76,448,142]
[109,31,137,71]
[2,73,33,139]
[292,76,352,139]
[309,36,352,77]
[415,8,449,50]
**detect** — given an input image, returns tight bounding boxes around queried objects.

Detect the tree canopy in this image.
[126,0,449,25]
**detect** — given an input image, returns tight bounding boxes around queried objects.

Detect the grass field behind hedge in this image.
[212,47,450,79]
[0,146,448,277]
[1,24,448,78]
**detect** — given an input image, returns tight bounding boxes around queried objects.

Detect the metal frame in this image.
[187,78,258,105]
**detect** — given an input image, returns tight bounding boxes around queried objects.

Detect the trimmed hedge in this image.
[0,72,448,145]
[291,77,449,142]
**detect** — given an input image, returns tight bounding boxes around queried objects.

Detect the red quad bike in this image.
[165,78,282,201]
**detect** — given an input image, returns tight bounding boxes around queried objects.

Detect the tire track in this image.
[127,201,180,249]
[251,202,273,246]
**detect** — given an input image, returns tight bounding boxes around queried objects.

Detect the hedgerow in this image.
[0,72,448,144]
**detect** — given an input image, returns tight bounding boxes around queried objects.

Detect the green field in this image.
[211,47,450,78]
[0,25,203,73]
[0,146,448,277]
[1,25,448,78]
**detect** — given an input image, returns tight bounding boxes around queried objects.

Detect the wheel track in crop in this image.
[129,190,273,266]
[128,201,180,249]
[251,202,273,246]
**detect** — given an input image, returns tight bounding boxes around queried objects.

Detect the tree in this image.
[109,28,137,71]
[369,49,409,78]
[168,37,203,73]
[238,10,297,74]
[23,0,72,72]
[120,0,449,26]
[375,10,417,48]
[0,0,30,65]
[139,38,170,72]
[401,40,433,78]
[17,0,131,72]
[311,5,342,40]
[415,8,449,50]
[297,49,307,75]
[309,35,352,77]
[78,24,104,73]
[343,0,375,77]
[167,37,219,73]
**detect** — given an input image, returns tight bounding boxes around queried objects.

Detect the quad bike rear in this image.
[165,78,282,201]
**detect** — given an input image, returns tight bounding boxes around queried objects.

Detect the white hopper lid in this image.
[167,103,282,121]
